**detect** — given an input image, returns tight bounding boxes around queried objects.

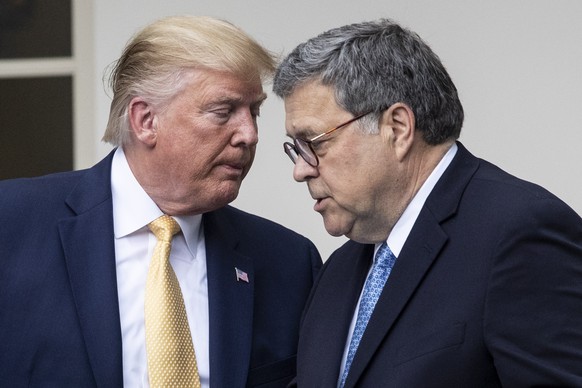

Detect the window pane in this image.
[0,0,71,59]
[0,76,73,179]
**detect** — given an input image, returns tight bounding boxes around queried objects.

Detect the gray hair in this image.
[103,15,276,146]
[273,19,463,144]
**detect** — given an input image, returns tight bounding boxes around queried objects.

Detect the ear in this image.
[128,96,158,147]
[379,102,415,161]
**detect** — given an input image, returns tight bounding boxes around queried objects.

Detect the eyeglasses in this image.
[283,111,371,167]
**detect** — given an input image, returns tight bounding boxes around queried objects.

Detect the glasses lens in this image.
[283,142,298,163]
[295,139,318,166]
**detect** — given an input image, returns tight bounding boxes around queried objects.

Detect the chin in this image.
[184,188,239,215]
[216,185,241,206]
[322,219,348,238]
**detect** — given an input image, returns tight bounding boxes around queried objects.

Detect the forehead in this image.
[181,68,266,104]
[283,81,347,137]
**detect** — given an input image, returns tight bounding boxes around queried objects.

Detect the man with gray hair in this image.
[273,19,582,386]
[0,16,321,387]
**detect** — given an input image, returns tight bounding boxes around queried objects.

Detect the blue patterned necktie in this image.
[339,242,397,388]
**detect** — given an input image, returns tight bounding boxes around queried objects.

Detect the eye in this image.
[211,108,232,119]
[310,139,324,152]
[250,103,263,119]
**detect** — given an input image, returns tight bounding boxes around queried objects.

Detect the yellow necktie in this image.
[145,215,201,388]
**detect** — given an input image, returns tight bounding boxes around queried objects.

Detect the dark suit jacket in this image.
[295,142,582,387]
[0,151,322,388]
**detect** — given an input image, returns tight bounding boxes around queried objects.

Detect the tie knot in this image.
[375,242,396,268]
[148,215,181,242]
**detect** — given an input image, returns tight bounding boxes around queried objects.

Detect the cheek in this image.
[332,174,375,213]
[247,146,257,164]
[172,131,223,160]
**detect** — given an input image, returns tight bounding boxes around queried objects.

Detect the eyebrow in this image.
[286,127,318,141]
[255,93,268,104]
[210,93,267,107]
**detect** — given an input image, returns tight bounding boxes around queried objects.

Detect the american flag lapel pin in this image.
[235,267,249,283]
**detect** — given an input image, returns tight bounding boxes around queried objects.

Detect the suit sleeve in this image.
[484,196,582,384]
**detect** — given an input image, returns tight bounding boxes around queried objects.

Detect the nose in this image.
[232,112,259,147]
[293,154,319,182]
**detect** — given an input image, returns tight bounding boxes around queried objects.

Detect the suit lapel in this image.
[344,218,448,387]
[345,142,480,387]
[58,152,124,388]
[298,242,373,387]
[204,209,254,388]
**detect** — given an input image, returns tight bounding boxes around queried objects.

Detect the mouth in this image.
[225,161,245,170]
[313,196,328,212]
[219,160,248,178]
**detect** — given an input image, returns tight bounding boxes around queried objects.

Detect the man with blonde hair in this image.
[0,16,321,387]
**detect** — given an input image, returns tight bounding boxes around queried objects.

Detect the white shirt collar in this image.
[110,147,202,257]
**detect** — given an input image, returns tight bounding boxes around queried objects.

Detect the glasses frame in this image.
[283,111,371,167]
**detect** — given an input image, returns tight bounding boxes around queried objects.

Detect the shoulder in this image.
[208,206,323,284]
[0,170,89,248]
[470,158,578,220]
[204,205,322,267]
[0,151,114,218]
[0,170,84,212]
[444,144,578,222]
[209,205,315,245]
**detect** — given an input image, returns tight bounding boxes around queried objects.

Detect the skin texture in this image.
[125,68,267,216]
[284,80,451,243]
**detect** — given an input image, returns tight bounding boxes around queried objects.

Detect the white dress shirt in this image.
[111,148,210,388]
[337,143,458,386]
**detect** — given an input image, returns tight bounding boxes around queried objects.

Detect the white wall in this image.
[90,0,582,260]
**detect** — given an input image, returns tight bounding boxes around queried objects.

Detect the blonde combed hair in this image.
[102,15,276,146]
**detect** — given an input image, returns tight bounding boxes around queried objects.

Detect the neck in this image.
[376,140,454,241]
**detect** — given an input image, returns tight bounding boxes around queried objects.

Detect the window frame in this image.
[0,0,94,171]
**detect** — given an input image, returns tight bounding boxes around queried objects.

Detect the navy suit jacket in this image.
[294,142,582,387]
[0,151,322,387]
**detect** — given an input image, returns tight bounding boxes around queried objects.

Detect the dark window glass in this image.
[0,0,71,59]
[0,76,73,179]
